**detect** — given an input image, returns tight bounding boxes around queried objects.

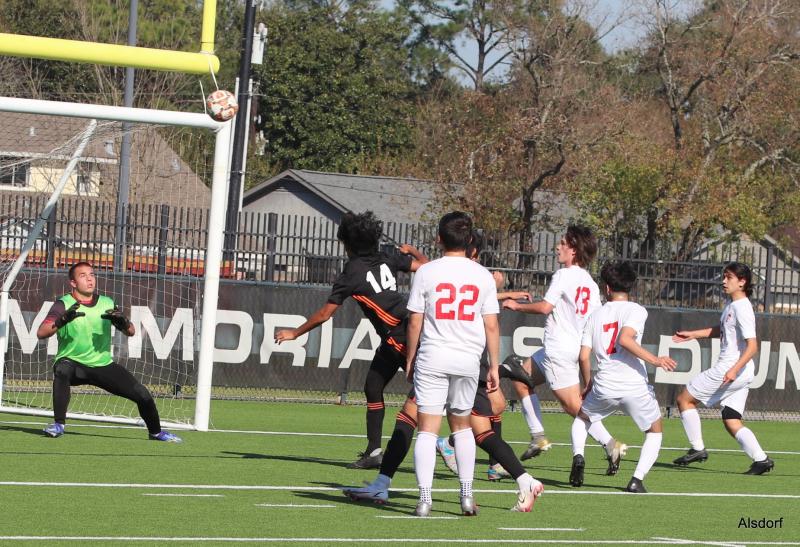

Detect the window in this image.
[76,172,93,195]
[0,158,30,187]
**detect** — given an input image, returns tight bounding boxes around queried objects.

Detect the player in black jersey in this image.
[342,231,544,513]
[275,211,426,469]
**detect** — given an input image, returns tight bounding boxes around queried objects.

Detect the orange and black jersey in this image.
[327,251,413,353]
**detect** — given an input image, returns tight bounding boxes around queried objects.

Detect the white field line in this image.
[142,493,223,498]
[255,504,335,508]
[1,481,798,499]
[375,515,458,522]
[0,537,769,544]
[2,419,799,456]
[499,528,585,531]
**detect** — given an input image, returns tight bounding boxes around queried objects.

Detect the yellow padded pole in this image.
[0,33,220,74]
[201,0,217,54]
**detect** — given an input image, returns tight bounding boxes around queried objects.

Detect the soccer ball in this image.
[206,90,239,122]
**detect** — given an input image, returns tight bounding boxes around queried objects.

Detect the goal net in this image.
[0,98,231,430]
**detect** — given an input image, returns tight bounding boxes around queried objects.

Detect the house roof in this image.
[243,169,434,225]
[0,112,211,210]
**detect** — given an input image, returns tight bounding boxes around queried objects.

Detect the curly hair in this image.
[337,211,383,256]
[600,260,637,293]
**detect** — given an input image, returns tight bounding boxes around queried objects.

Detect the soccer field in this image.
[0,401,797,546]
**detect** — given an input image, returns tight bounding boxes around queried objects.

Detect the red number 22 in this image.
[435,283,479,320]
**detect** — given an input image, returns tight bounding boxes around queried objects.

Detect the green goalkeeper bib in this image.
[54,294,116,367]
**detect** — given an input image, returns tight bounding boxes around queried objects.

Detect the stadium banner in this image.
[7,278,799,411]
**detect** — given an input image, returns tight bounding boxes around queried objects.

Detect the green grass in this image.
[0,401,798,546]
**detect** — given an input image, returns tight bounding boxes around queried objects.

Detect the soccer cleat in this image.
[149,431,182,443]
[605,439,627,475]
[499,355,536,388]
[569,454,585,487]
[43,423,65,438]
[487,463,512,481]
[415,501,432,517]
[346,451,383,469]
[673,448,708,466]
[745,457,774,475]
[342,481,389,504]
[460,495,479,516]
[511,479,544,512]
[521,436,553,460]
[625,477,647,493]
[436,437,458,475]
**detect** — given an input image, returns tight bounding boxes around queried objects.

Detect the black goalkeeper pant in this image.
[52,358,161,435]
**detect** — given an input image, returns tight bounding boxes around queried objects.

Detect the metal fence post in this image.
[764,242,774,312]
[46,202,57,269]
[157,204,169,276]
[265,212,277,282]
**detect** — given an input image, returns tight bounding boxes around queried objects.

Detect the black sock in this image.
[489,416,502,466]
[378,411,416,478]
[476,430,526,479]
[365,402,385,453]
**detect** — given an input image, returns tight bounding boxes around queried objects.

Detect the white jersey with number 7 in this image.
[407,256,499,375]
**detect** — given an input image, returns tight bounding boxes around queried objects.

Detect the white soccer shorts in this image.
[532,347,580,391]
[414,368,479,416]
[686,362,754,415]
[582,384,662,431]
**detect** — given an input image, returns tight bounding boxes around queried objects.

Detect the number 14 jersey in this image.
[327,251,413,353]
[407,256,499,375]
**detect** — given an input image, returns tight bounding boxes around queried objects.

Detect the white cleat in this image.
[511,479,544,512]
[460,495,479,516]
[605,439,628,476]
[342,481,388,504]
[415,501,432,517]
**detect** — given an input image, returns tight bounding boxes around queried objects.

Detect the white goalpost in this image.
[0,97,232,432]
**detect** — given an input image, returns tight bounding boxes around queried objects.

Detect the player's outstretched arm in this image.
[673,326,719,342]
[275,302,339,344]
[398,244,429,271]
[501,299,553,315]
[618,327,677,371]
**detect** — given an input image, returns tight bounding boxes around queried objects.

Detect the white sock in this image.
[414,431,438,493]
[571,417,589,456]
[375,474,391,488]
[452,428,476,484]
[369,447,382,457]
[735,427,767,462]
[515,472,535,492]
[520,394,545,435]
[587,420,613,447]
[680,408,705,451]
[633,432,662,480]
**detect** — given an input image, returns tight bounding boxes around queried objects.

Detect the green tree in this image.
[254,0,415,173]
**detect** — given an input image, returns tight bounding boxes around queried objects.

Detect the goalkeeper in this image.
[36,262,181,442]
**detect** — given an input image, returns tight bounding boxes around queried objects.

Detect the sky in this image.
[389,0,699,85]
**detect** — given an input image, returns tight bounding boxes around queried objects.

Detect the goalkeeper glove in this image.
[54,302,85,329]
[101,307,131,331]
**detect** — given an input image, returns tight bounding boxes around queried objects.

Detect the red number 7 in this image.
[603,321,619,354]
